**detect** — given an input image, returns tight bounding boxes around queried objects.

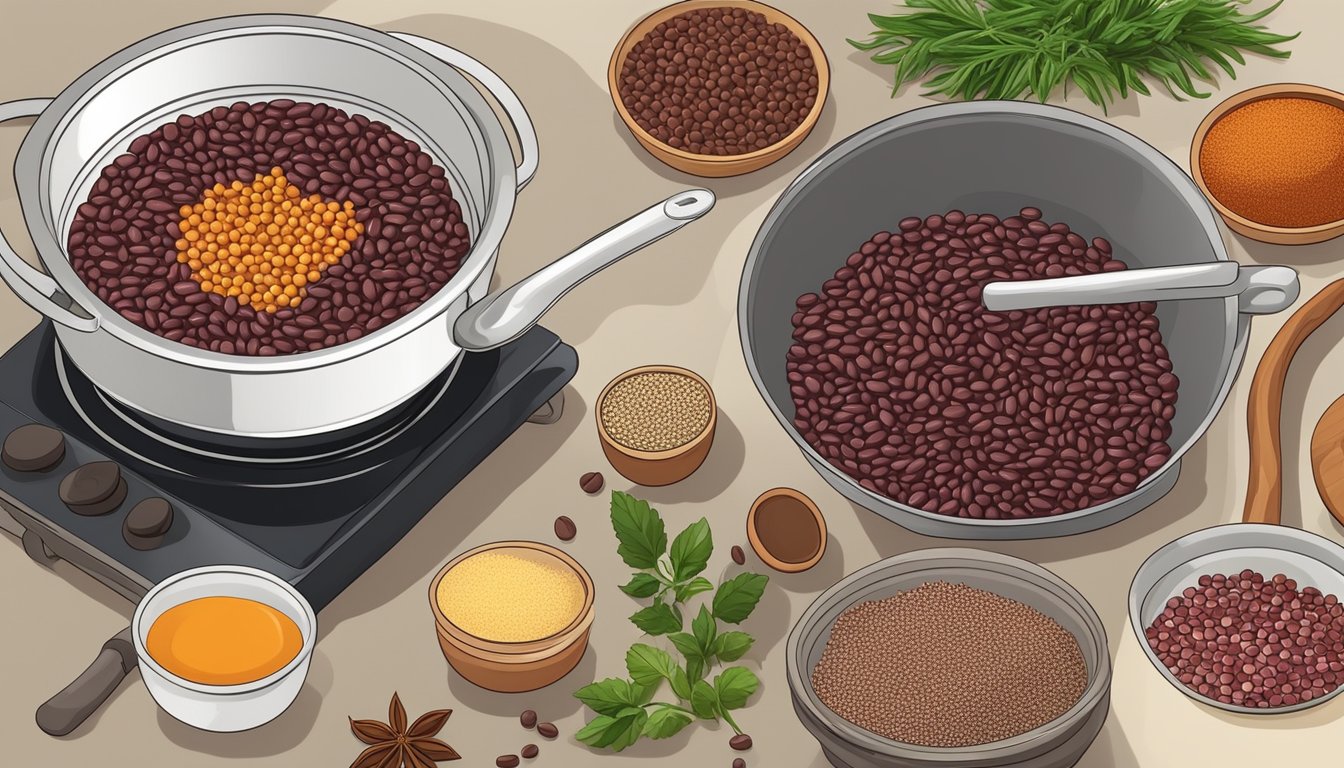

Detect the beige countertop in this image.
[2,1,1342,765]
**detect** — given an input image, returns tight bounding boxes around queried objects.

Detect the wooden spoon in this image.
[1244,279,1344,525]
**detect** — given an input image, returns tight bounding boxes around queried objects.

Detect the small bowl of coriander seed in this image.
[596,365,717,486]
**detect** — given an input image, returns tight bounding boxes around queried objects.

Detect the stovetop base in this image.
[0,322,576,610]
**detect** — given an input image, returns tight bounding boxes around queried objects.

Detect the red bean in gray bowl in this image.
[786,207,1179,520]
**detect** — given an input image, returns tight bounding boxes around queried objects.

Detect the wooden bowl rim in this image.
[596,364,717,461]
[746,486,826,573]
[1190,82,1344,240]
[428,540,595,655]
[606,0,830,165]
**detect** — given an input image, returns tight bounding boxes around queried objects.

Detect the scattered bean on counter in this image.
[729,733,753,751]
[731,545,746,565]
[520,709,537,729]
[733,759,746,768]
[788,207,1178,520]
[1146,570,1344,708]
[579,471,605,494]
[536,722,559,739]
[554,515,577,542]
[496,755,520,768]
[521,744,539,759]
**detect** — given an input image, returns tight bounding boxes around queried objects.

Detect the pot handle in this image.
[0,99,100,333]
[454,188,715,351]
[389,33,539,191]
[982,262,1299,315]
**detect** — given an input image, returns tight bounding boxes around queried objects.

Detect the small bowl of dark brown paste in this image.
[747,487,826,573]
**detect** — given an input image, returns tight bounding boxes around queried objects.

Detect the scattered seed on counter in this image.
[521,744,539,759]
[496,755,520,768]
[554,515,577,541]
[1145,570,1344,708]
[729,733,753,751]
[579,471,605,494]
[618,6,820,156]
[788,207,1179,520]
[600,371,711,451]
[731,545,747,565]
[520,709,537,729]
[811,581,1087,747]
[536,722,559,739]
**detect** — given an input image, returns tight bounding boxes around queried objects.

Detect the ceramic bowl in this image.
[131,565,316,732]
[788,549,1111,768]
[747,487,826,573]
[608,0,829,177]
[429,541,595,692]
[597,365,717,486]
[1190,83,1344,245]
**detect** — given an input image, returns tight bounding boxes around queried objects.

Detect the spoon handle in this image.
[1244,279,1344,525]
[982,263,1298,314]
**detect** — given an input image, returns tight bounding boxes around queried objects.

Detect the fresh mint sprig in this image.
[575,491,768,752]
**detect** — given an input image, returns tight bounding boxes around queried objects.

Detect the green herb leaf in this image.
[630,602,682,636]
[669,517,713,581]
[642,704,694,739]
[686,655,706,684]
[692,605,718,654]
[668,632,702,660]
[690,680,720,719]
[712,572,769,624]
[670,664,692,700]
[626,643,678,687]
[714,666,760,711]
[850,0,1298,111]
[611,491,667,569]
[620,573,662,598]
[575,707,648,751]
[674,576,714,603]
[573,678,645,716]
[713,631,755,663]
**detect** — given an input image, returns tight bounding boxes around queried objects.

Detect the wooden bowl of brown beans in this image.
[608,1,829,177]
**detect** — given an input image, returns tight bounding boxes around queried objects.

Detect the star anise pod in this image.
[349,692,461,768]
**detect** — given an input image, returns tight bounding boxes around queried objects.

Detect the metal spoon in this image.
[982,262,1299,314]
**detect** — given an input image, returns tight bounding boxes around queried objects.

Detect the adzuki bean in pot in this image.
[618,6,819,156]
[67,100,471,355]
[786,208,1179,520]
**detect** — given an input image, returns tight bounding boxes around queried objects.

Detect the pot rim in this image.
[15,14,518,373]
[737,100,1248,532]
[785,548,1112,762]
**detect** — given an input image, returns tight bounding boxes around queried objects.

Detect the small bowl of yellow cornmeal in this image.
[132,565,316,732]
[430,541,595,692]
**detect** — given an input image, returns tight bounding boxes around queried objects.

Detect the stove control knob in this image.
[3,424,66,472]
[59,461,127,516]
[123,497,174,551]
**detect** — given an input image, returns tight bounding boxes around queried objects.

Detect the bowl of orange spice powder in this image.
[429,541,595,692]
[1192,83,1344,245]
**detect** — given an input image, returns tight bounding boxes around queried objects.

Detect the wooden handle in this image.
[1244,279,1344,524]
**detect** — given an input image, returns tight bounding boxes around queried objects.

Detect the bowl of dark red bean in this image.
[788,549,1110,768]
[609,0,828,177]
[739,100,1300,540]
[1130,523,1344,714]
[0,14,713,437]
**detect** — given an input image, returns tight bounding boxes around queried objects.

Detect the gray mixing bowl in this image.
[738,101,1298,539]
[787,549,1111,768]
